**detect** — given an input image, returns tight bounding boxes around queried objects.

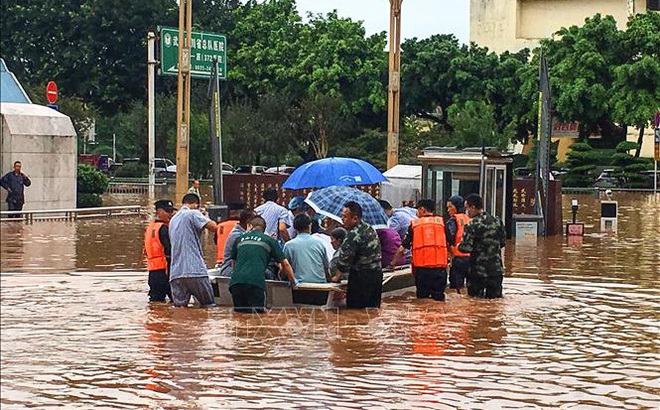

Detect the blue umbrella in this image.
[282,157,387,190]
[304,186,389,228]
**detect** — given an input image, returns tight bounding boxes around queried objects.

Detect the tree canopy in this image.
[2,2,659,175]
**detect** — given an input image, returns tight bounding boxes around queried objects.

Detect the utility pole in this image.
[147,32,157,201]
[387,0,403,170]
[175,0,193,203]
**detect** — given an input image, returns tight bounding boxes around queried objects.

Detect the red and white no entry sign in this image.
[46,81,58,104]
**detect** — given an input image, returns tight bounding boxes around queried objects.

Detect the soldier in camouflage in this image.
[331,201,383,308]
[458,193,506,298]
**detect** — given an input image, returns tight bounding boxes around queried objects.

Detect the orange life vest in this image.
[144,221,167,271]
[411,216,448,268]
[216,220,239,263]
[452,213,471,257]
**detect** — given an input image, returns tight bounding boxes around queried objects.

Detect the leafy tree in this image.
[610,12,660,157]
[334,129,387,170]
[400,35,462,125]
[226,0,303,100]
[1,0,178,114]
[541,14,626,142]
[292,11,387,116]
[562,142,599,187]
[445,101,511,150]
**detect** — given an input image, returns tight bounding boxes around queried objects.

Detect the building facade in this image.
[470,0,658,54]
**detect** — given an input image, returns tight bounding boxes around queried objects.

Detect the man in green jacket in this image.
[229,216,295,313]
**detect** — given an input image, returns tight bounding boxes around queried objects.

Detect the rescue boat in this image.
[207,265,414,308]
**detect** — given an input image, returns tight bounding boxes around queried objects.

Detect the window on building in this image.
[648,0,660,11]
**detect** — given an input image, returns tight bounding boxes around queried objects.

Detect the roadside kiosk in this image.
[417,147,515,237]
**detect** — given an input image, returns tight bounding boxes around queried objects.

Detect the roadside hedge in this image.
[77,164,109,207]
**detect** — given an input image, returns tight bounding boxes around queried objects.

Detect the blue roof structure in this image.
[0,58,31,104]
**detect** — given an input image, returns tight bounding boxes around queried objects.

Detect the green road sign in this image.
[158,26,226,79]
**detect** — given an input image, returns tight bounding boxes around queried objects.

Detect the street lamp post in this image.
[387,0,403,170]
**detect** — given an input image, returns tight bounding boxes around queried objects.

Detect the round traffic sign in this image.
[46,81,58,104]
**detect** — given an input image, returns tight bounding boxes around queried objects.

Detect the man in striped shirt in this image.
[169,193,218,307]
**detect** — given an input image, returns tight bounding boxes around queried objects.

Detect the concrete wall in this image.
[1,103,77,211]
[626,126,657,158]
[471,0,650,54]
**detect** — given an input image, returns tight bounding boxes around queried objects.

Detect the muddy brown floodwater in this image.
[1,193,659,409]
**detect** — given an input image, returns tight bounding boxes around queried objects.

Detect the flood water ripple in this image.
[1,193,659,409]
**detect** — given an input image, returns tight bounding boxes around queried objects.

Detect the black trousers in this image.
[230,283,266,313]
[7,201,23,218]
[148,270,172,302]
[346,268,383,309]
[467,275,503,299]
[413,267,447,301]
[449,257,470,290]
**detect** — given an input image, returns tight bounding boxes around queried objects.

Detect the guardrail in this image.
[107,181,168,194]
[0,205,144,223]
[562,187,659,195]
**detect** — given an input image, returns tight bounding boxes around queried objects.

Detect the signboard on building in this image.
[158,26,227,79]
[552,119,580,138]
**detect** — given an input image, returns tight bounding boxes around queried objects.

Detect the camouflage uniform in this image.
[457,212,506,298]
[335,220,383,308]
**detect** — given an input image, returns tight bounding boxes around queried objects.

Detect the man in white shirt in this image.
[254,187,290,243]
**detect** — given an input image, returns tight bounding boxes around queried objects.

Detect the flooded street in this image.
[1,193,659,409]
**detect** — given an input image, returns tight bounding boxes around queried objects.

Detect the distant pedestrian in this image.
[445,195,471,293]
[229,216,295,313]
[1,161,31,218]
[458,193,506,299]
[284,213,329,284]
[144,200,176,302]
[187,180,201,199]
[331,201,383,309]
[168,193,218,307]
[255,187,290,243]
[391,199,448,301]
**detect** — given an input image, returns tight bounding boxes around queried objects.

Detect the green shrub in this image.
[77,193,103,208]
[77,164,109,194]
[114,162,148,177]
[563,143,597,187]
[77,164,108,208]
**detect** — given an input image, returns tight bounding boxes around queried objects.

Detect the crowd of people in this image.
[144,186,506,313]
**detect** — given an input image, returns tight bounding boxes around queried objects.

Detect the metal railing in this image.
[0,205,143,223]
[562,186,660,195]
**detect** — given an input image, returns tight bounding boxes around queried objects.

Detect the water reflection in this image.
[1,193,659,408]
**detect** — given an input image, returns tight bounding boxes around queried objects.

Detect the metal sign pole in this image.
[215,61,224,204]
[147,32,157,201]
